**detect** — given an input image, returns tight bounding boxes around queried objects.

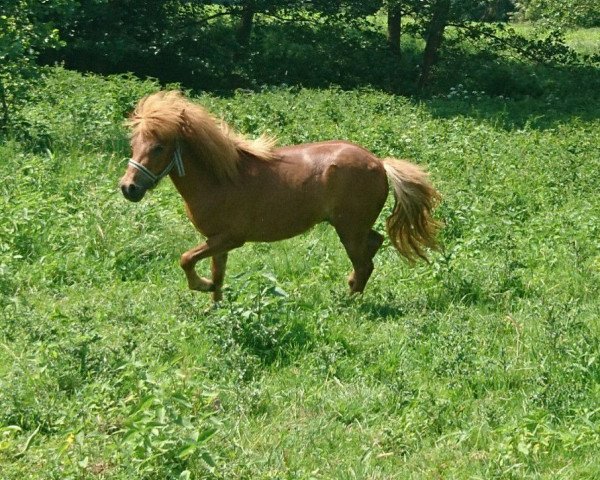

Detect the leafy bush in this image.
[9,68,162,151]
[0,0,63,130]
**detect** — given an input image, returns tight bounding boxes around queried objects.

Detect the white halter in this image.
[128,142,185,186]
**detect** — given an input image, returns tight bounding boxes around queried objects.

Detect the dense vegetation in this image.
[1,2,599,478]
[2,0,599,124]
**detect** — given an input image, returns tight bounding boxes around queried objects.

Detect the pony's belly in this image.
[244,210,324,242]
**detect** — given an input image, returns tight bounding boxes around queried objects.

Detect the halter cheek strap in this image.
[128,142,185,186]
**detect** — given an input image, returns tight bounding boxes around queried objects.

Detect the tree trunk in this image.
[417,0,450,90]
[0,80,8,131]
[236,1,255,46]
[387,2,402,55]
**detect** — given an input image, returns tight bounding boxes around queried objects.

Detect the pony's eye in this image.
[152,144,165,154]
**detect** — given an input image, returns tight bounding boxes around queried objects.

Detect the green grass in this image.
[564,27,600,55]
[1,65,599,478]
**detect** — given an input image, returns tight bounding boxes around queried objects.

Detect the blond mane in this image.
[128,91,277,181]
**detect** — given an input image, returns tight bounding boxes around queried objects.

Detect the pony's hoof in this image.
[347,276,365,294]
[189,277,214,292]
[203,301,221,314]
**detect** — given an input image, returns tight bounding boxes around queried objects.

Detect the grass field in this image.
[1,41,600,479]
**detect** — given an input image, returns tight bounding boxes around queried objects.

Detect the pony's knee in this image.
[180,251,194,270]
[369,231,384,249]
[367,231,384,257]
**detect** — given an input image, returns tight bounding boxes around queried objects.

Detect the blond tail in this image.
[382,158,442,263]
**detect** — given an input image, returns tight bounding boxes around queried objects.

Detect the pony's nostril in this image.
[121,183,143,201]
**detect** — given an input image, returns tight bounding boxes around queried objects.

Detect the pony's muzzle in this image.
[120,182,146,202]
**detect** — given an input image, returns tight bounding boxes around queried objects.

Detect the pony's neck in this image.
[168,144,222,202]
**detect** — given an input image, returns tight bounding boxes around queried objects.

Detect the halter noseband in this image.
[128,143,185,186]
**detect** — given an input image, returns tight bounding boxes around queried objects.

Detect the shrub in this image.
[9,68,163,152]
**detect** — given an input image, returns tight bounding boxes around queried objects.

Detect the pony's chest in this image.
[183,201,215,236]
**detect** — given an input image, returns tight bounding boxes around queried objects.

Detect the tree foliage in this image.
[515,0,600,28]
[0,0,597,127]
[0,0,64,128]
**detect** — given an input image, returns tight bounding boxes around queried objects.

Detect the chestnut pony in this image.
[119,91,440,302]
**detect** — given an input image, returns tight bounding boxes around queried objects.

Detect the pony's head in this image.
[119,91,277,202]
[119,91,187,202]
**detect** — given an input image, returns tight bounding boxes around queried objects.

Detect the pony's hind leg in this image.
[336,228,384,294]
[366,229,385,258]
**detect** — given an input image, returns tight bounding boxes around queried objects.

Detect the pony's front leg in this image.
[210,253,228,302]
[179,236,242,299]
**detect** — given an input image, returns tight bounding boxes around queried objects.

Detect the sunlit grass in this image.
[564,26,600,55]
[1,63,599,478]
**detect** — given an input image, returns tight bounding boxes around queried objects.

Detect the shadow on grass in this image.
[356,300,409,322]
[206,294,316,370]
[423,49,600,130]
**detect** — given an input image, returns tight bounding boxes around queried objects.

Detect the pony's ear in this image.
[178,108,189,138]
